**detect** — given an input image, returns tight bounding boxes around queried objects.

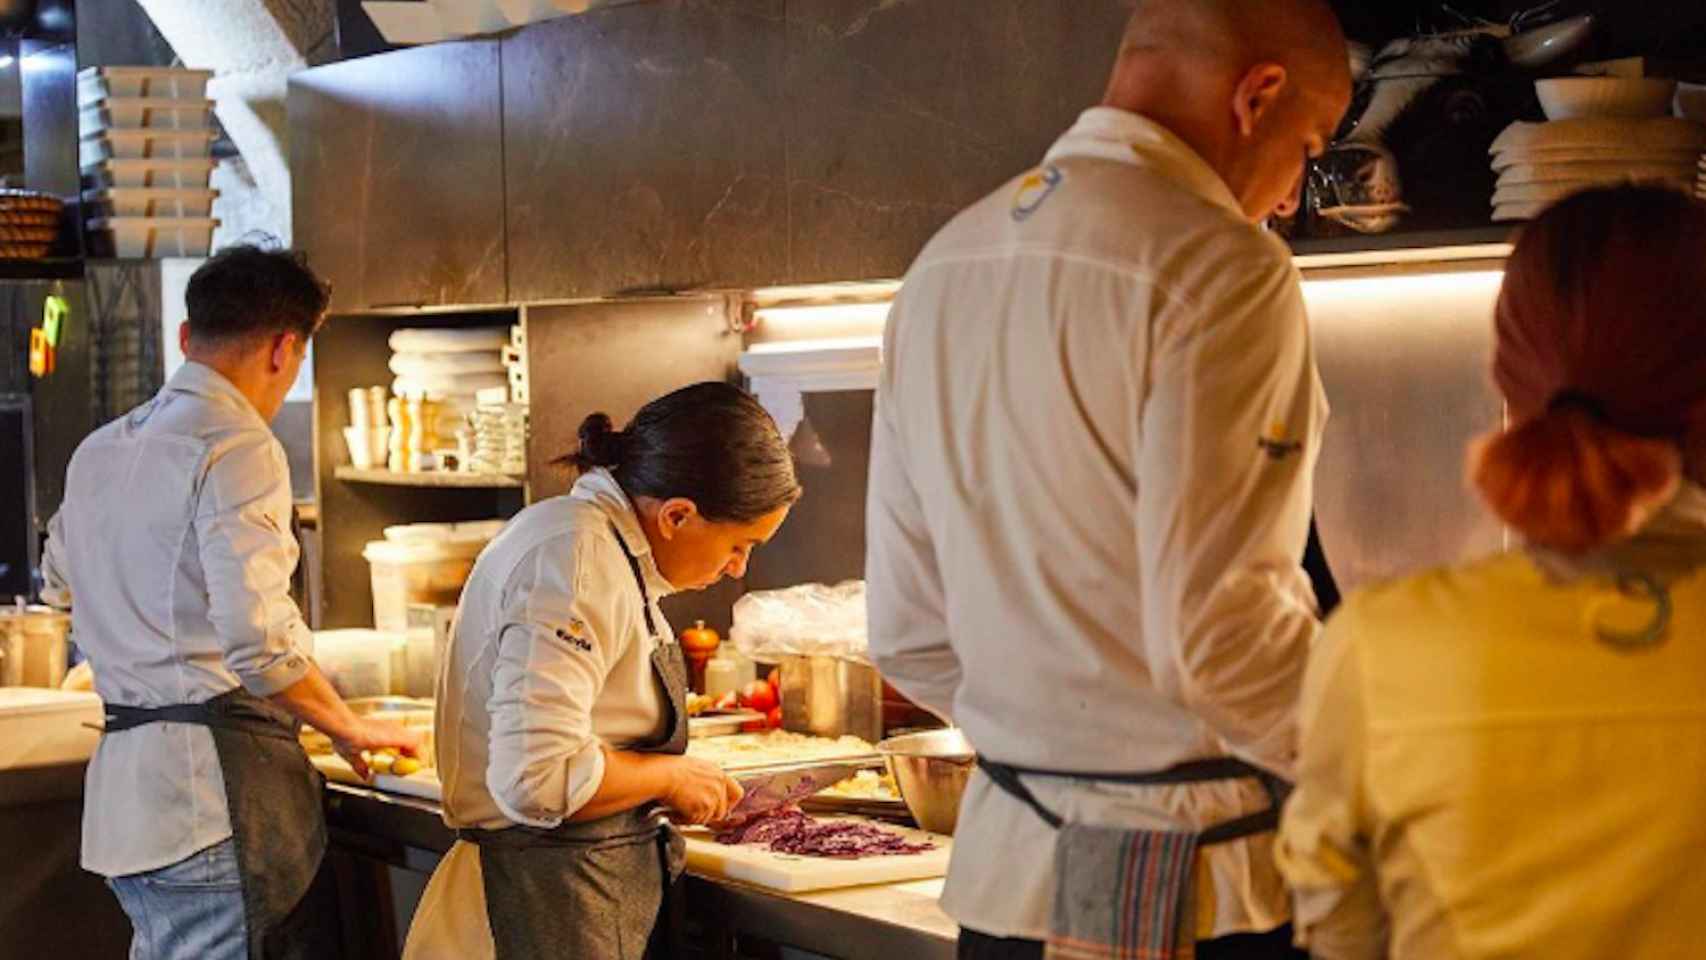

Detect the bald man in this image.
[866,3,1352,959]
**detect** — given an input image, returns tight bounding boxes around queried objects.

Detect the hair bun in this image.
[571,412,624,470]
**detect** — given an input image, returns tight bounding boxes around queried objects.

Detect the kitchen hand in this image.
[663,756,744,825]
[334,718,425,781]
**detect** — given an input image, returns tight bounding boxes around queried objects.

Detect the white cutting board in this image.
[311,752,444,802]
[684,820,951,893]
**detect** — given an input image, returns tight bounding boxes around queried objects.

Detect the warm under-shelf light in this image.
[1301,269,1507,305]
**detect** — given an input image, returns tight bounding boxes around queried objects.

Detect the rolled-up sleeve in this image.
[1137,252,1324,777]
[1276,613,1387,959]
[194,435,312,696]
[485,537,622,827]
[40,510,72,610]
[865,307,961,721]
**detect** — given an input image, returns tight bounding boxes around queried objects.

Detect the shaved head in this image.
[1102,0,1352,223]
[1115,0,1348,87]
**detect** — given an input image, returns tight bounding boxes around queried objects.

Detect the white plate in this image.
[1497,160,1700,184]
[1491,149,1699,171]
[1494,179,1693,206]
[1492,118,1706,154]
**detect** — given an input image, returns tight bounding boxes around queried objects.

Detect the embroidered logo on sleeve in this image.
[1012,165,1064,222]
[1258,422,1304,461]
[555,620,593,654]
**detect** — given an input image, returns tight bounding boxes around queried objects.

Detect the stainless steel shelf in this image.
[333,466,523,489]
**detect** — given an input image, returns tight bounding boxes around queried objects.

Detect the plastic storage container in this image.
[84,187,217,219]
[0,605,71,688]
[311,629,402,699]
[79,98,215,137]
[84,158,217,190]
[78,66,213,102]
[363,538,485,633]
[79,129,216,164]
[88,216,218,257]
[0,689,103,769]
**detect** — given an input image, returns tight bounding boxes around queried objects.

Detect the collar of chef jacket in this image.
[165,360,269,430]
[1044,107,1245,222]
[569,467,680,600]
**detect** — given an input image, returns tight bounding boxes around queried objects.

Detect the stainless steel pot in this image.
[879,728,974,836]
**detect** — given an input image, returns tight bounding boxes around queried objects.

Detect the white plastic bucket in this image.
[362,538,486,633]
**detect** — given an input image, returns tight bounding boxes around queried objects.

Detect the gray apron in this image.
[102,688,342,960]
[978,757,1285,960]
[462,521,690,960]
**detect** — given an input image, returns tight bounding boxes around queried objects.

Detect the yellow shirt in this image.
[1278,498,1706,960]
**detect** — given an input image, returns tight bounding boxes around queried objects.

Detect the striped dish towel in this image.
[1045,824,1200,960]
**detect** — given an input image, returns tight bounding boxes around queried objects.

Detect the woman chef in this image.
[405,382,800,959]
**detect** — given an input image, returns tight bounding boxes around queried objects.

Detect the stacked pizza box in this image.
[78,67,220,258]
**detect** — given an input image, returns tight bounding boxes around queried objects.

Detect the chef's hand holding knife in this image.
[663,756,745,825]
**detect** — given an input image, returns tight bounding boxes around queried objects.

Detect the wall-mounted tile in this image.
[782,0,1130,283]
[289,41,507,311]
[502,0,788,301]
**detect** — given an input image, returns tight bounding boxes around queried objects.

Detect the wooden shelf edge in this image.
[334,466,524,489]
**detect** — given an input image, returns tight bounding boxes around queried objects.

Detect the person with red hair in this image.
[1276,185,1706,959]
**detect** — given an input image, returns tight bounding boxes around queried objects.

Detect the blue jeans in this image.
[107,838,246,960]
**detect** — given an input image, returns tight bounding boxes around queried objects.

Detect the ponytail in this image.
[1470,408,1681,554]
[563,412,625,472]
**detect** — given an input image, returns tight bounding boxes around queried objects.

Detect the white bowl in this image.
[1537,78,1678,121]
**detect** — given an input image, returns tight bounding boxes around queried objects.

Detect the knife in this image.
[724,760,869,823]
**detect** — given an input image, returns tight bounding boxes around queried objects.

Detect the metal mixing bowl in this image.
[879,728,974,836]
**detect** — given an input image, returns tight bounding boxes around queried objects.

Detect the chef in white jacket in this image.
[866,2,1351,959]
[405,383,798,960]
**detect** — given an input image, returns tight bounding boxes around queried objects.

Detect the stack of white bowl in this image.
[388,326,510,430]
[463,387,528,477]
[78,67,220,257]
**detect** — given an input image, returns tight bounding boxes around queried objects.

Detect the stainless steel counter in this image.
[323,782,958,960]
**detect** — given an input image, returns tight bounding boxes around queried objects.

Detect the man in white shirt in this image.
[42,246,421,960]
[866,2,1351,958]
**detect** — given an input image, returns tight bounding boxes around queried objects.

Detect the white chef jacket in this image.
[866,107,1326,941]
[435,467,677,831]
[407,469,677,960]
[1278,486,1706,960]
[41,361,315,877]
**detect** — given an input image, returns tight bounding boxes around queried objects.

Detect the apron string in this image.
[608,521,659,639]
[977,755,1285,847]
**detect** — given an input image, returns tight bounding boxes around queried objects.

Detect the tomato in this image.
[739,680,778,714]
[767,666,782,694]
[766,706,783,730]
[740,717,769,733]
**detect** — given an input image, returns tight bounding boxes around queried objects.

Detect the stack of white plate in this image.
[388,326,512,437]
[1490,117,1706,222]
[78,67,220,257]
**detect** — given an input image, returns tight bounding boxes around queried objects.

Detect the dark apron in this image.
[978,756,1286,960]
[462,521,690,960]
[102,688,342,960]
